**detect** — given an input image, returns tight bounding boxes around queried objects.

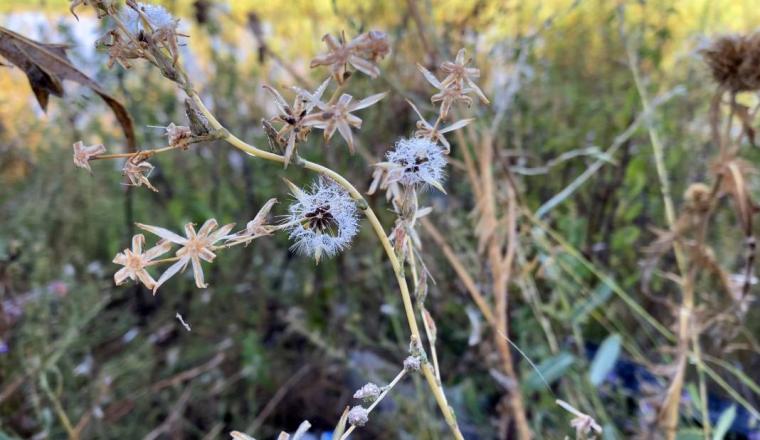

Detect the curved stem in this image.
[189,92,463,439]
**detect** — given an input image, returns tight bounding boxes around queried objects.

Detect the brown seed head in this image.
[702,33,760,92]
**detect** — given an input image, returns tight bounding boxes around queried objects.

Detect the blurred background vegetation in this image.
[1,0,759,438]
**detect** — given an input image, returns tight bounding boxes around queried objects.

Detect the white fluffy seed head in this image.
[385,137,447,189]
[284,178,359,261]
[122,2,176,32]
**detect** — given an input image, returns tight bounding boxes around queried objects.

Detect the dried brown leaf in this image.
[0,26,136,150]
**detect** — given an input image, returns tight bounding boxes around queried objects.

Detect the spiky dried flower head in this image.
[417,48,489,118]
[262,79,329,166]
[113,234,171,290]
[122,157,157,192]
[381,137,447,192]
[283,178,359,263]
[303,91,387,153]
[137,219,234,292]
[347,405,369,427]
[310,30,390,83]
[702,33,760,92]
[353,382,381,402]
[72,141,106,173]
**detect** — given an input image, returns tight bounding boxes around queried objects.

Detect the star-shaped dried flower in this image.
[138,219,235,292]
[406,100,472,153]
[72,141,106,173]
[417,64,474,119]
[165,123,192,148]
[113,234,172,290]
[303,92,387,153]
[310,31,389,83]
[440,49,489,104]
[263,79,329,166]
[122,158,158,192]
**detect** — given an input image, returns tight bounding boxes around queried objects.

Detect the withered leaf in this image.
[0,26,136,151]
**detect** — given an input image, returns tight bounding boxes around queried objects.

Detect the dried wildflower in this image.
[263,79,329,166]
[403,355,421,372]
[303,92,387,153]
[137,219,235,291]
[440,49,489,104]
[367,165,402,202]
[72,141,106,173]
[310,31,390,83]
[349,31,391,63]
[702,33,760,92]
[406,100,472,153]
[283,178,359,263]
[378,137,447,192]
[113,234,171,290]
[353,382,381,402]
[556,399,602,439]
[347,405,369,427]
[122,158,158,192]
[163,123,192,148]
[96,29,142,69]
[417,64,474,119]
[225,198,278,245]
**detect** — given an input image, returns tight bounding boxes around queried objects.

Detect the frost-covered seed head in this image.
[347,405,369,427]
[284,178,359,261]
[403,355,421,372]
[385,137,446,189]
[353,382,381,402]
[122,2,176,32]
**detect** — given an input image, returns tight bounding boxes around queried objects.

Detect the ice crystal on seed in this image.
[385,137,447,189]
[284,178,359,262]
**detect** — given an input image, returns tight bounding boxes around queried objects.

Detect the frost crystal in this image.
[285,178,359,261]
[385,137,447,189]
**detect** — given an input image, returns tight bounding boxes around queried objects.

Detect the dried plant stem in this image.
[340,369,407,440]
[420,218,496,326]
[188,92,464,440]
[626,38,696,439]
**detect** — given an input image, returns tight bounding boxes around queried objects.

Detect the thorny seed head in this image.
[347,405,369,427]
[382,137,447,191]
[353,382,381,402]
[284,178,359,262]
[701,33,760,92]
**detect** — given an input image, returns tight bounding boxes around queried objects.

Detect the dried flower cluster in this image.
[68,2,474,437]
[112,201,275,294]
